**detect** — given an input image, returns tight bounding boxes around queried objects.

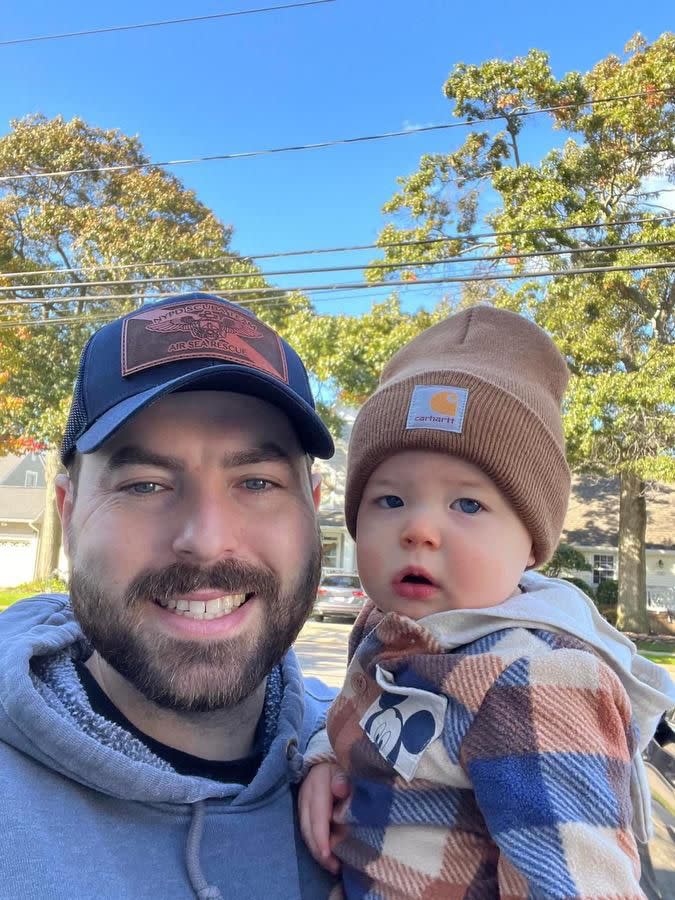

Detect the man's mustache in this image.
[124,559,279,607]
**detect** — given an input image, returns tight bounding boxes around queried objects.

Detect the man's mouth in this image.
[154,593,253,620]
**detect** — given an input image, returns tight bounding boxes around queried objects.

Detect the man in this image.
[0,292,338,899]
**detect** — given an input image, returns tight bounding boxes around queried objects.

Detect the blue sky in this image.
[1,1,672,315]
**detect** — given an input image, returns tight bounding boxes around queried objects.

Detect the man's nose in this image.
[171,489,240,564]
[399,510,442,550]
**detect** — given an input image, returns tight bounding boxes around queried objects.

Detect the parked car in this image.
[313,573,368,622]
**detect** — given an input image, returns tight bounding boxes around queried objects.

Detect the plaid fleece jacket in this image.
[310,603,644,899]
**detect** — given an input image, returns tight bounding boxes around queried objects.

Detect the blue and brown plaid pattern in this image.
[311,604,643,899]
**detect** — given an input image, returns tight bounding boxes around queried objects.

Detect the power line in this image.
[2,213,674,284]
[3,237,675,300]
[0,1,335,47]
[1,88,672,183]
[1,259,672,327]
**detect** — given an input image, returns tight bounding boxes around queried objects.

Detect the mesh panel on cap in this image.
[60,370,88,462]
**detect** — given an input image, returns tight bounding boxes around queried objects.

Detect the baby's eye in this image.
[450,497,483,515]
[376,495,404,509]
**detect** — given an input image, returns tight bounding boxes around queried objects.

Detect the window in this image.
[321,575,362,590]
[24,470,38,488]
[593,554,615,585]
[321,536,340,569]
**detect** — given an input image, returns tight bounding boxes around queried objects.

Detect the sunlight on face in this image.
[61,392,322,710]
[356,450,535,619]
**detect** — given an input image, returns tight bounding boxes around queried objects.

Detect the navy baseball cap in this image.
[61,292,335,463]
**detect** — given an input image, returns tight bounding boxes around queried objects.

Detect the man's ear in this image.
[527,545,536,569]
[311,471,321,511]
[55,474,73,558]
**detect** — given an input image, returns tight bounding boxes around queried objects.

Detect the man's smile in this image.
[154,592,252,620]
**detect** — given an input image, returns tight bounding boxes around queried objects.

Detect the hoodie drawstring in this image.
[185,801,223,900]
[286,738,304,783]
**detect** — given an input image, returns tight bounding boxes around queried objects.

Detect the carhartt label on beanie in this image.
[406,385,469,433]
[344,305,571,566]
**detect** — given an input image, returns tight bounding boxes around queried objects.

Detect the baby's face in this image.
[356,451,535,620]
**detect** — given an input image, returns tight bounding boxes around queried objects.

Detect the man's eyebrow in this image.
[104,446,184,472]
[221,442,293,469]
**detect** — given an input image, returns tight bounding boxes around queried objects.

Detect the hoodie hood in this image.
[0,594,309,805]
[420,572,675,752]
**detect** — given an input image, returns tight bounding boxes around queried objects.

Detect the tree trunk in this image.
[35,447,64,581]
[615,471,649,633]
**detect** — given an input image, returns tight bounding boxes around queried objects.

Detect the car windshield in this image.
[322,575,361,589]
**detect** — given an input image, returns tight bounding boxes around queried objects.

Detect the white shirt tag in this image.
[406,385,469,434]
[359,666,447,781]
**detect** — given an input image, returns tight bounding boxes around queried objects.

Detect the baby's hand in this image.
[299,762,351,874]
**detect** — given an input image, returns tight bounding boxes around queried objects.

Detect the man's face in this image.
[57,391,322,712]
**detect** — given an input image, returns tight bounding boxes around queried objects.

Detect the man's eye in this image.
[128,482,163,495]
[450,497,483,514]
[376,495,404,509]
[243,478,274,492]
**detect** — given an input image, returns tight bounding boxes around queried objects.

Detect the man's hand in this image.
[299,762,351,875]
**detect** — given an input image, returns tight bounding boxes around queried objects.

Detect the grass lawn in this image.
[641,652,675,667]
[636,638,675,653]
[0,578,67,610]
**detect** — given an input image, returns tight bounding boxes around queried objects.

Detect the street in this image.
[294,618,351,688]
[295,618,675,898]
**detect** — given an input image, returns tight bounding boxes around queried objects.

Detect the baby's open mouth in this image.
[154,593,253,620]
[401,574,433,585]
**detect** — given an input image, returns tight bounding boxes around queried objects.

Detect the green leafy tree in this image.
[287,294,452,409]
[540,543,591,578]
[0,114,289,576]
[369,35,675,631]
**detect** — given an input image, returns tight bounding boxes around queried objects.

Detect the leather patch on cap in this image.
[122,299,289,382]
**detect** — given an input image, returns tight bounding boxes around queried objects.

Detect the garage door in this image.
[0,537,37,588]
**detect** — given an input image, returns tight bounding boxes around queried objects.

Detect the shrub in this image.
[596,579,618,606]
[0,576,68,610]
[541,543,591,578]
[561,576,595,599]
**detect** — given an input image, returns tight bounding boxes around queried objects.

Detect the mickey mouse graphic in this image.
[361,688,444,781]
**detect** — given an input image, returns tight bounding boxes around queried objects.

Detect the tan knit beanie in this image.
[345,305,571,566]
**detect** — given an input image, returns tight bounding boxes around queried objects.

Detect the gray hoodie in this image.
[0,594,337,899]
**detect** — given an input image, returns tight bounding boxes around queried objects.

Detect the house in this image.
[315,409,357,574]
[0,454,46,587]
[562,476,675,612]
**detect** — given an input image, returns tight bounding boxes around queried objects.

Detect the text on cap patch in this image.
[406,385,469,433]
[121,299,289,382]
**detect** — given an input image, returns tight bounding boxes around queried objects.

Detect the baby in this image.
[300,305,675,899]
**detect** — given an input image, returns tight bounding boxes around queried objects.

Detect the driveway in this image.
[294,618,351,688]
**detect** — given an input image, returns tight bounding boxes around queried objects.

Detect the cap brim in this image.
[75,364,335,459]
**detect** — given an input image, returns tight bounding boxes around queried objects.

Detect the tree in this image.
[540,543,591,578]
[0,114,282,576]
[287,294,452,410]
[368,35,675,632]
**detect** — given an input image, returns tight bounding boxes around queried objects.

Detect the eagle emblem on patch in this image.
[121,299,289,382]
[145,305,262,342]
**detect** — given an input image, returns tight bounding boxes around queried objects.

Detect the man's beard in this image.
[69,537,321,713]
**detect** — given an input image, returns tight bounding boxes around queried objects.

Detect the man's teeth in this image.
[156,594,247,619]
